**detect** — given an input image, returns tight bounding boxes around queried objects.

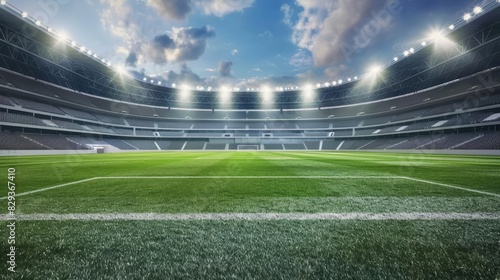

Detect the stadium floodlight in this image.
[316,83,321,88]
[21,12,28,18]
[409,48,415,53]
[338,79,343,85]
[0,1,6,5]
[143,77,147,81]
[324,82,330,87]
[48,27,54,33]
[150,79,154,83]
[58,32,67,41]
[473,6,483,14]
[354,76,358,80]
[332,81,337,86]
[87,50,92,55]
[93,54,98,58]
[449,24,455,30]
[71,41,77,47]
[107,61,111,67]
[403,50,409,56]
[246,88,250,91]
[101,59,106,63]
[158,81,161,85]
[79,46,86,52]
[348,78,352,82]
[463,13,472,21]
[421,41,427,46]
[172,83,176,88]
[35,20,41,26]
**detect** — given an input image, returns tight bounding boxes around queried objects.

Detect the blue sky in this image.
[7,0,488,88]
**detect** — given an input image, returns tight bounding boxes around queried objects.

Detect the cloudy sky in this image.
[8,0,485,88]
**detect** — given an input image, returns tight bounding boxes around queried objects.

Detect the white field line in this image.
[0,177,100,200]
[2,212,499,221]
[401,176,500,198]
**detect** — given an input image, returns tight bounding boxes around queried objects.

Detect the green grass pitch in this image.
[1,151,499,279]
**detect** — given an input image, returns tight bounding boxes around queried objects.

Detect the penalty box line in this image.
[1,175,499,199]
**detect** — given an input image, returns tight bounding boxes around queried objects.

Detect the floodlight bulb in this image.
[449,25,455,30]
[404,51,409,56]
[35,20,41,26]
[473,6,483,14]
[463,13,471,21]
[21,12,28,18]
[393,57,398,61]
[0,1,7,5]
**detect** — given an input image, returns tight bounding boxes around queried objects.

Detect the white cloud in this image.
[289,49,313,67]
[290,0,395,67]
[99,0,139,44]
[194,0,255,17]
[146,0,192,21]
[142,26,216,65]
[280,4,293,26]
[257,30,273,38]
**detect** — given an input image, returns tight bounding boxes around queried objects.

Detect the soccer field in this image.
[1,151,500,279]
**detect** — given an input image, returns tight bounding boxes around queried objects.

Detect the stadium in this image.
[0,0,499,279]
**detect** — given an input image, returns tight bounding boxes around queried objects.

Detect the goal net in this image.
[237,145,260,151]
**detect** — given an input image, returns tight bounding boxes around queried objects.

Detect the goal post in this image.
[237,145,260,151]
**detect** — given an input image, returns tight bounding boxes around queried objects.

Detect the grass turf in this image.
[1,151,499,279]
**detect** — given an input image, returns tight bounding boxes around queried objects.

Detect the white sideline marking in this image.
[2,212,499,221]
[401,176,500,198]
[0,177,99,200]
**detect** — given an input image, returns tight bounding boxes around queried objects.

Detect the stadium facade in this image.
[0,2,499,152]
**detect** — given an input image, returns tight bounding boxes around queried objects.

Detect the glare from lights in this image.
[324,82,330,87]
[302,84,314,101]
[207,87,212,91]
[106,61,111,67]
[79,46,86,52]
[71,41,76,47]
[332,81,337,86]
[463,13,472,21]
[57,32,68,41]
[348,78,352,82]
[449,25,455,30]
[409,48,415,53]
[369,65,382,75]
[473,6,483,14]
[316,83,321,88]
[354,76,358,80]
[403,50,409,56]
[260,86,273,103]
[93,54,98,58]
[101,59,106,63]
[48,27,53,33]
[1,1,7,5]
[219,86,231,103]
[143,77,147,81]
[179,84,191,102]
[35,20,41,26]
[338,79,343,85]
[421,41,427,46]
[393,57,398,61]
[87,50,92,55]
[21,12,28,18]
[172,83,176,88]
[158,81,161,85]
